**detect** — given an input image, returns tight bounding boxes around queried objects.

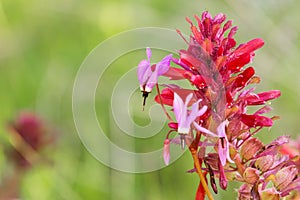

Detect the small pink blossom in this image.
[137,47,172,93]
[173,92,207,134]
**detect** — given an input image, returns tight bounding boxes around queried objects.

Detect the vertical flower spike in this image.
[173,92,207,148]
[135,10,298,200]
[137,47,172,109]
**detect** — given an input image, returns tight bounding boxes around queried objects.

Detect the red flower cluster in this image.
[137,11,298,199]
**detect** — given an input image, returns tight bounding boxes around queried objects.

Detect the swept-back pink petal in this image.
[217,121,233,166]
[173,93,185,128]
[156,54,172,76]
[193,122,216,137]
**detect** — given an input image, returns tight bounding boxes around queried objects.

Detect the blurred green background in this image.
[0,0,300,199]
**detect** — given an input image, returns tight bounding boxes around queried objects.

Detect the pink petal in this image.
[146,47,152,61]
[156,54,172,76]
[173,93,184,124]
[137,60,150,85]
[193,122,216,137]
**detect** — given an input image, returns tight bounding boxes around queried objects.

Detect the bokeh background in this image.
[0,0,300,199]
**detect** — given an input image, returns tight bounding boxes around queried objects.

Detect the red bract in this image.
[136,10,295,200]
[240,114,273,127]
[245,90,281,105]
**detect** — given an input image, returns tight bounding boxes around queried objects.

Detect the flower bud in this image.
[243,167,260,185]
[168,122,178,129]
[255,155,274,172]
[274,166,298,191]
[163,139,170,165]
[240,138,263,161]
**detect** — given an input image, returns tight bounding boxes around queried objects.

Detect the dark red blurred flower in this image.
[7,112,54,169]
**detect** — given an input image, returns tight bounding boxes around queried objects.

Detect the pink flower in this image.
[137,47,172,93]
[194,121,233,166]
[173,92,207,134]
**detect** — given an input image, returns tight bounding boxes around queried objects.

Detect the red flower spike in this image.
[135,10,296,200]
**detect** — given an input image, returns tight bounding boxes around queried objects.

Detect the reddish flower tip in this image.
[7,112,54,169]
[163,139,171,165]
